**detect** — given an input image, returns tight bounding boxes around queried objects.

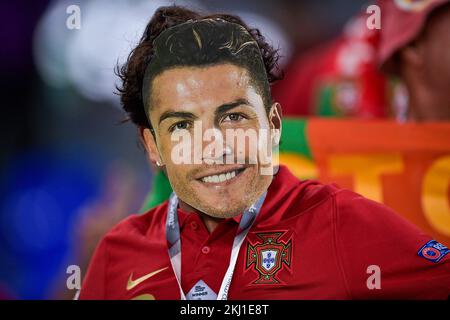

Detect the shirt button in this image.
[201,246,210,254]
[190,221,198,230]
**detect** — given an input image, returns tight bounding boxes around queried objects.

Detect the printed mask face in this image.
[141,19,281,218]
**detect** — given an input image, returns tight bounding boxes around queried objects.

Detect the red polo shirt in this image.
[80,166,450,299]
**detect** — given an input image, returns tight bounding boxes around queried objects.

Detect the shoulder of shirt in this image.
[289,176,388,217]
[273,174,342,217]
[330,187,426,236]
[269,166,341,216]
[284,176,405,225]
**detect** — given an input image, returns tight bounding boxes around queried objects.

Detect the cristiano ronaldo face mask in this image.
[141,19,282,219]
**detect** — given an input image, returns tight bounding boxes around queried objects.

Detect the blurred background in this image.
[1,0,444,299]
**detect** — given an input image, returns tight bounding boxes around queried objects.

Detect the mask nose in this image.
[201,128,234,165]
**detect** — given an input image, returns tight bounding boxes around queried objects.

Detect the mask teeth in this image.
[202,170,237,183]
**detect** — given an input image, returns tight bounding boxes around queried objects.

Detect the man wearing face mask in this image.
[80,6,450,300]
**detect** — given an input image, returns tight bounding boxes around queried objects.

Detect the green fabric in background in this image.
[279,118,312,160]
[139,168,172,212]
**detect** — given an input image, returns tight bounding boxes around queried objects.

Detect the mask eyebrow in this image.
[158,110,198,125]
[215,98,252,116]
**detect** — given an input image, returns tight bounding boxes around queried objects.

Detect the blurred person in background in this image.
[273,0,450,122]
[272,11,392,119]
[378,0,450,121]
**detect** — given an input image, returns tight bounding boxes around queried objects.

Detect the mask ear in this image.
[140,127,164,167]
[268,102,282,146]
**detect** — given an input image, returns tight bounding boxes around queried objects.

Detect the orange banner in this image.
[293,119,450,246]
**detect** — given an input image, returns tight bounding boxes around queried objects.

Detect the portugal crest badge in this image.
[246,232,292,284]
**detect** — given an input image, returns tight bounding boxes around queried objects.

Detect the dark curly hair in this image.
[116,5,282,130]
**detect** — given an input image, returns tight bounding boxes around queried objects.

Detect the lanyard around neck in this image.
[166,192,267,300]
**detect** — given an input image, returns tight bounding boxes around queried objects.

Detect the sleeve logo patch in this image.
[417,240,449,263]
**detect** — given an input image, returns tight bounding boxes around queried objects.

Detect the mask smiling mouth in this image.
[195,166,248,184]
